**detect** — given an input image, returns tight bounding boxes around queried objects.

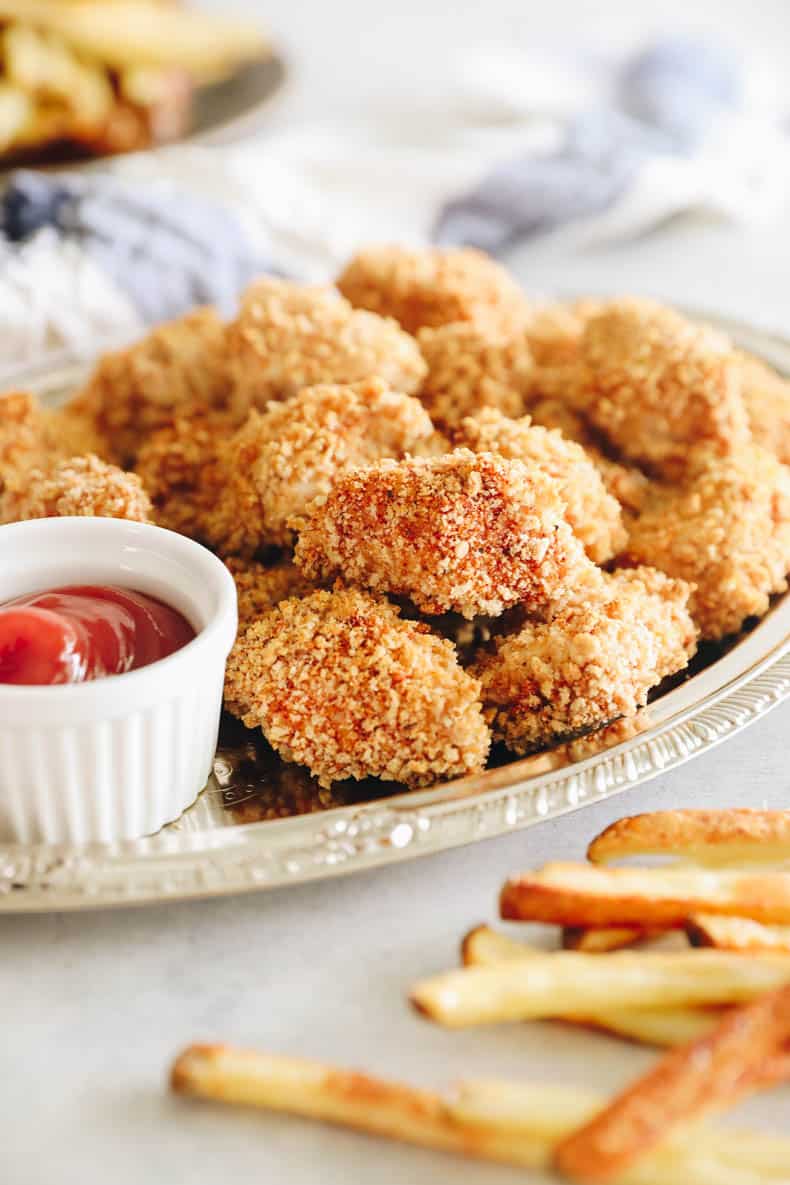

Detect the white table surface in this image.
[4,2,790,1182]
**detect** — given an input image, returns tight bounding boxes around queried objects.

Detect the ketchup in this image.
[0,586,195,686]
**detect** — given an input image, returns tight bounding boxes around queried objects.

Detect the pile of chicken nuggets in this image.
[3,246,789,791]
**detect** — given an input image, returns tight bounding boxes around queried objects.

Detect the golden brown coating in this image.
[556,299,750,479]
[1,453,152,524]
[67,307,230,463]
[336,245,533,335]
[737,352,790,465]
[134,409,233,542]
[454,408,626,563]
[208,379,434,555]
[524,300,596,368]
[472,567,697,754]
[527,397,651,517]
[416,322,534,427]
[294,450,593,619]
[0,391,52,490]
[224,557,319,629]
[224,588,490,788]
[226,278,426,414]
[621,445,790,639]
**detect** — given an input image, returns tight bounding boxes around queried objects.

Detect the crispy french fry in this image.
[500,861,790,928]
[0,2,268,81]
[171,1045,788,1184]
[687,914,790,953]
[461,926,720,1046]
[588,810,790,867]
[554,983,790,1183]
[411,948,790,1027]
[562,925,658,953]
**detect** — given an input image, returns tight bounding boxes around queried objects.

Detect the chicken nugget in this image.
[67,307,230,464]
[336,245,533,335]
[472,567,696,754]
[737,351,790,465]
[416,322,534,427]
[226,278,426,414]
[294,450,594,619]
[454,408,626,563]
[207,379,434,555]
[556,299,750,479]
[224,587,490,787]
[621,445,790,639]
[1,454,152,524]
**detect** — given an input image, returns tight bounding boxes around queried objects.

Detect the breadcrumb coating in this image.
[208,379,434,554]
[524,301,595,368]
[294,450,593,619]
[1,454,152,524]
[336,245,533,335]
[67,308,230,463]
[472,567,696,754]
[454,408,626,563]
[225,556,319,628]
[621,445,790,639]
[0,391,51,490]
[224,588,490,787]
[416,322,535,427]
[134,409,234,541]
[527,397,650,516]
[737,352,790,465]
[558,299,750,478]
[226,278,426,413]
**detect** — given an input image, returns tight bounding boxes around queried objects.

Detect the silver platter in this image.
[1,311,789,911]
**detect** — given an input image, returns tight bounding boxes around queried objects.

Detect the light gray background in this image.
[3,2,790,1182]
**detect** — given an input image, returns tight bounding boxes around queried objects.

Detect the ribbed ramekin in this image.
[0,518,237,844]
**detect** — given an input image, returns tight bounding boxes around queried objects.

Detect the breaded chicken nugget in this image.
[134,409,234,541]
[737,352,790,465]
[527,397,651,517]
[208,379,434,556]
[294,450,593,619]
[556,299,750,479]
[416,322,535,427]
[524,300,598,368]
[1,454,152,524]
[224,557,319,629]
[224,588,490,787]
[472,567,696,754]
[0,391,52,490]
[454,408,626,563]
[67,308,230,464]
[336,245,532,335]
[621,445,790,639]
[226,279,426,414]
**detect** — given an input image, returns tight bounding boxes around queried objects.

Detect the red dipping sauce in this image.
[0,586,196,686]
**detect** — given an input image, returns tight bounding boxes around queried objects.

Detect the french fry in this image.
[500,862,790,928]
[171,1044,789,1184]
[687,914,790,953]
[554,983,790,1183]
[562,925,658,953]
[588,810,790,867]
[461,926,720,1046]
[411,948,790,1027]
[0,2,269,81]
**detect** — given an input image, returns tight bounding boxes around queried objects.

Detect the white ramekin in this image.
[0,518,237,845]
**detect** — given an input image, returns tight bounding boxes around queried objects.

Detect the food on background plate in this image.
[0,0,268,162]
[2,244,790,800]
[0,583,194,684]
[170,806,790,1183]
